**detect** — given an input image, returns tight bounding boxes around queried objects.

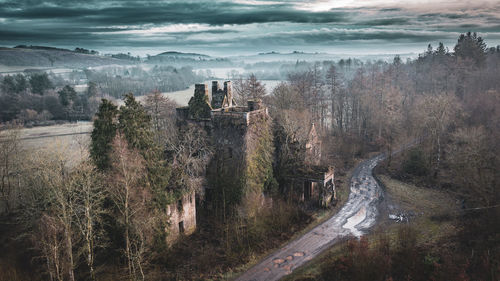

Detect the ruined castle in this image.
[168,81,335,244]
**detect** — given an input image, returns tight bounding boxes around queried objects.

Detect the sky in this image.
[1,0,500,57]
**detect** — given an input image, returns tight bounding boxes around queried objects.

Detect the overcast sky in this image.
[1,0,499,57]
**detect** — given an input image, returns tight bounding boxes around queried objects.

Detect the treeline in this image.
[256,32,500,167]
[267,32,500,280]
[0,65,205,124]
[84,65,204,98]
[15,45,99,55]
[0,73,100,124]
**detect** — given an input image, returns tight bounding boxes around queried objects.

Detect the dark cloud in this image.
[1,6,93,19]
[442,13,469,19]
[0,1,349,25]
[459,24,480,28]
[264,30,449,45]
[0,0,499,55]
[356,18,410,26]
[379,8,402,12]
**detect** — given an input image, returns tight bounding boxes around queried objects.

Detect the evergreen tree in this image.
[90,99,118,170]
[1,76,16,94]
[29,73,53,95]
[454,32,487,66]
[247,73,266,101]
[118,94,171,204]
[14,74,28,93]
[0,76,21,121]
[58,85,77,107]
[118,93,155,151]
[426,44,433,56]
[435,42,447,56]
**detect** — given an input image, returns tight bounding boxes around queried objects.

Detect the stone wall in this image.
[288,166,335,207]
[188,83,212,119]
[211,81,234,109]
[207,100,272,211]
[166,191,196,245]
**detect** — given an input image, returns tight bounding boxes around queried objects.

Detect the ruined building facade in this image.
[288,123,335,207]
[177,81,272,213]
[166,191,196,245]
[170,81,334,243]
[211,81,234,108]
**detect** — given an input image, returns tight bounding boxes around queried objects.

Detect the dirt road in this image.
[235,154,385,281]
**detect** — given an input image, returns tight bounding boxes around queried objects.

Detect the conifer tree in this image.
[454,32,487,66]
[118,93,155,152]
[118,94,171,204]
[90,99,118,170]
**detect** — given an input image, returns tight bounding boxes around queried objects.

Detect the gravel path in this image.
[235,154,385,281]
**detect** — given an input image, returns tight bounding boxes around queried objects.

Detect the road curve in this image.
[235,154,385,281]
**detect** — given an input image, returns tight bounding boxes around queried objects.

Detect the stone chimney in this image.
[224,81,233,107]
[212,81,220,96]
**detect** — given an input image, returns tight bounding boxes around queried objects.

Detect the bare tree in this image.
[143,91,178,146]
[325,65,343,133]
[0,124,22,213]
[67,162,106,281]
[233,74,267,104]
[23,148,76,281]
[35,214,66,281]
[412,93,460,175]
[167,123,213,193]
[108,134,149,280]
[446,126,497,206]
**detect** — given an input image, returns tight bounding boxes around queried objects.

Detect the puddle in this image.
[342,206,367,237]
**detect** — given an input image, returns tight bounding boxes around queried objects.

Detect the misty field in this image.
[18,122,92,164]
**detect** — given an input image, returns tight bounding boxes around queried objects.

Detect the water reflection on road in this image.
[236,155,385,281]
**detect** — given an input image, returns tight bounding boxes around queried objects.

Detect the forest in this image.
[0,65,204,124]
[0,32,499,280]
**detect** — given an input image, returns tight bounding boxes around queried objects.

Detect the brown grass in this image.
[284,174,460,281]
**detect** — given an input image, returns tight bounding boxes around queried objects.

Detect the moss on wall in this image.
[209,111,277,217]
[244,115,278,197]
[188,87,212,119]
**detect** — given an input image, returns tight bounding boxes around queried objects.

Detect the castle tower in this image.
[212,81,220,98]
[187,83,212,120]
[211,81,224,109]
[207,100,272,214]
[196,83,209,98]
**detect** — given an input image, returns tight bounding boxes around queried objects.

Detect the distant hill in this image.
[146,51,233,67]
[155,51,210,58]
[0,46,133,68]
[231,51,417,64]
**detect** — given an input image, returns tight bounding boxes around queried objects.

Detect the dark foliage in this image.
[90,99,118,170]
[29,73,53,95]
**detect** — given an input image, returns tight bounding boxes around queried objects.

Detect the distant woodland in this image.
[0,66,204,124]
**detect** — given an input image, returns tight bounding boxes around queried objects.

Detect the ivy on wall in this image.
[209,112,278,217]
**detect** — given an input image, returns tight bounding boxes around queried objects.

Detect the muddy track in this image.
[235,154,386,281]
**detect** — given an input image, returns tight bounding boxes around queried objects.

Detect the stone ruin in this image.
[211,81,234,109]
[166,191,196,245]
[287,123,336,207]
[169,81,335,243]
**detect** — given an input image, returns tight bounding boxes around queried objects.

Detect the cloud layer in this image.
[0,0,499,56]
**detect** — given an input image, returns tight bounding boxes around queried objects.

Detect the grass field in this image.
[16,122,92,165]
[284,173,459,280]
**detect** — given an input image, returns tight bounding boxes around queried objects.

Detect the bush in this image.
[403,149,429,176]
